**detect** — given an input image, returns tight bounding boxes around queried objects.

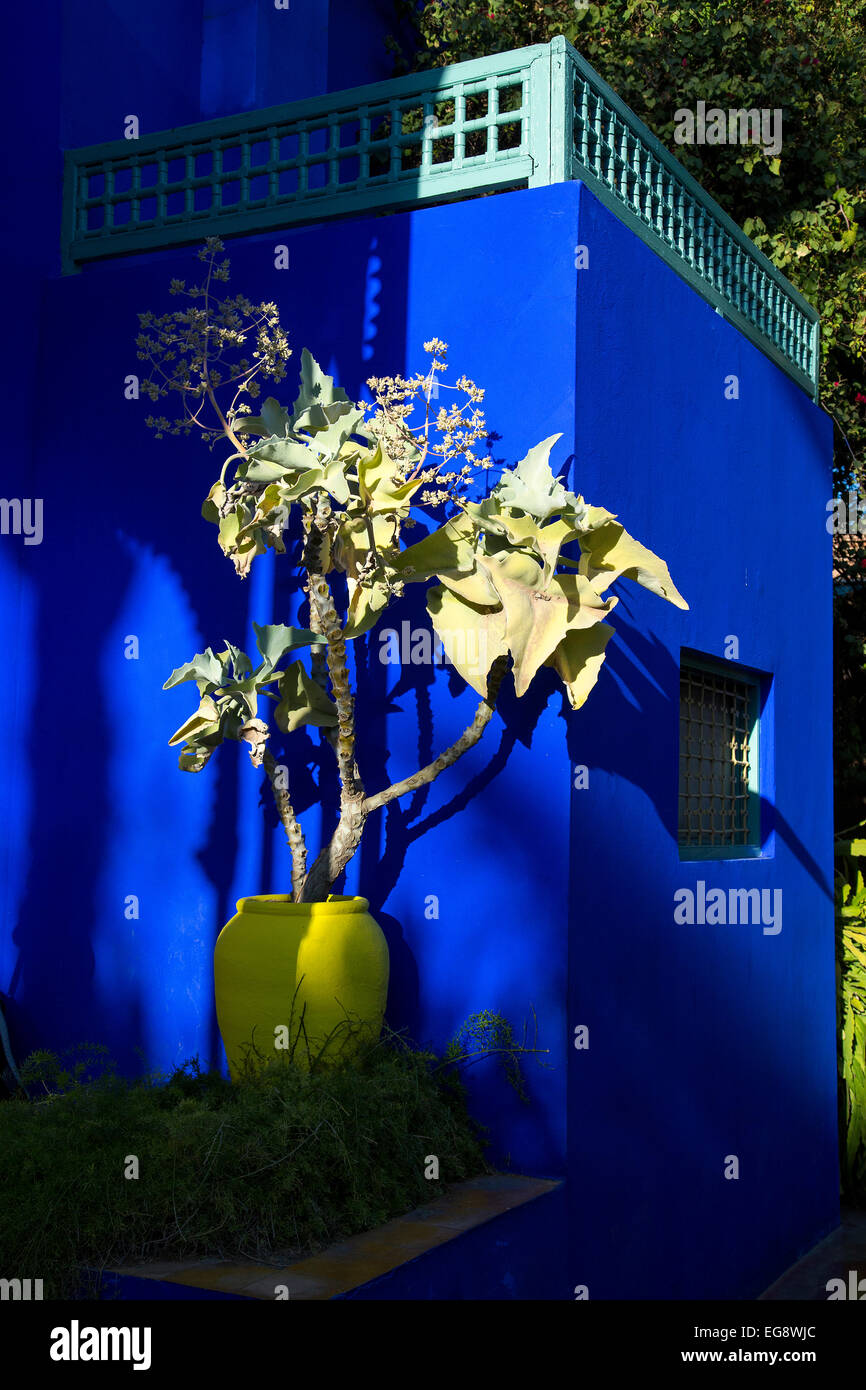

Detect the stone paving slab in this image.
[111,1174,560,1300]
[759,1207,866,1300]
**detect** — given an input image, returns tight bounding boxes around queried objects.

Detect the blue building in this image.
[0,1,836,1299]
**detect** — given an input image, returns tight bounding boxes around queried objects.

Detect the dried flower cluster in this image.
[136,238,291,443]
[364,339,494,508]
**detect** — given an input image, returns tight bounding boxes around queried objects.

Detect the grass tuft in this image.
[0,1032,491,1299]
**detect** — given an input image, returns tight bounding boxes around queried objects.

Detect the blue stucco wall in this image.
[6,189,575,1185]
[0,1,837,1300]
[567,187,838,1299]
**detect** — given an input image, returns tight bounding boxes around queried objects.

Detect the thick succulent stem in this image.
[298,566,367,903]
[263,749,307,901]
[300,797,368,904]
[304,495,338,752]
[308,572,362,798]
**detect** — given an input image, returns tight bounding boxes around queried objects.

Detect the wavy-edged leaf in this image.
[437,566,500,606]
[275,661,339,733]
[291,348,354,433]
[478,554,616,697]
[163,649,224,692]
[357,443,425,514]
[253,622,326,669]
[217,642,253,679]
[393,517,476,584]
[427,584,509,697]
[168,694,221,747]
[202,480,227,523]
[494,434,579,520]
[334,512,398,580]
[301,407,366,461]
[234,396,291,438]
[546,624,614,709]
[343,578,392,640]
[245,435,317,480]
[578,519,689,609]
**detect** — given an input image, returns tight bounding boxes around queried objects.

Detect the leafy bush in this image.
[0,1036,492,1299]
[836,859,866,1201]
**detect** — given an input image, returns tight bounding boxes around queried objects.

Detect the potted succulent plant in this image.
[138,239,687,1077]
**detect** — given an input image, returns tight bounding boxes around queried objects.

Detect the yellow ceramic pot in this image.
[214,894,389,1079]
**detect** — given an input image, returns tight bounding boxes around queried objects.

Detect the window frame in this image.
[677,652,763,862]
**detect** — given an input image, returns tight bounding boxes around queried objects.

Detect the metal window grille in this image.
[678,663,759,852]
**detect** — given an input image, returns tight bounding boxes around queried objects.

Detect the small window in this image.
[678,657,761,859]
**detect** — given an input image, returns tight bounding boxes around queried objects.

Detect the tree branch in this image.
[263,749,307,900]
[298,554,369,903]
[363,655,508,815]
[308,572,361,799]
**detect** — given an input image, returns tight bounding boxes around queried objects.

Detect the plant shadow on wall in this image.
[138,238,689,1078]
[571,607,833,902]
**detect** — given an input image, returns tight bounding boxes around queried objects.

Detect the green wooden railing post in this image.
[526,46,551,186]
[547,34,570,184]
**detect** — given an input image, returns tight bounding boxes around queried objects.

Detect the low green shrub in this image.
[0,1031,499,1299]
[837,859,866,1201]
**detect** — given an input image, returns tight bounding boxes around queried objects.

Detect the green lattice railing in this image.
[62,36,820,398]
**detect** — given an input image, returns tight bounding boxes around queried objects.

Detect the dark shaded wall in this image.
[566,187,837,1298]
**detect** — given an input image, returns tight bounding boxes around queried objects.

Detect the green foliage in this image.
[162,624,326,771]
[443,1008,549,1104]
[388,0,866,491]
[837,858,866,1200]
[143,246,686,898]
[1,1038,491,1299]
[835,540,866,834]
[153,260,687,773]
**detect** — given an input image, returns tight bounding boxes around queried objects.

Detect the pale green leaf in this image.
[343,578,392,640]
[427,585,509,696]
[253,622,326,668]
[234,396,291,438]
[546,624,614,709]
[392,518,476,584]
[168,694,221,747]
[163,649,224,691]
[578,519,689,609]
[275,661,339,733]
[291,348,354,433]
[494,434,580,520]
